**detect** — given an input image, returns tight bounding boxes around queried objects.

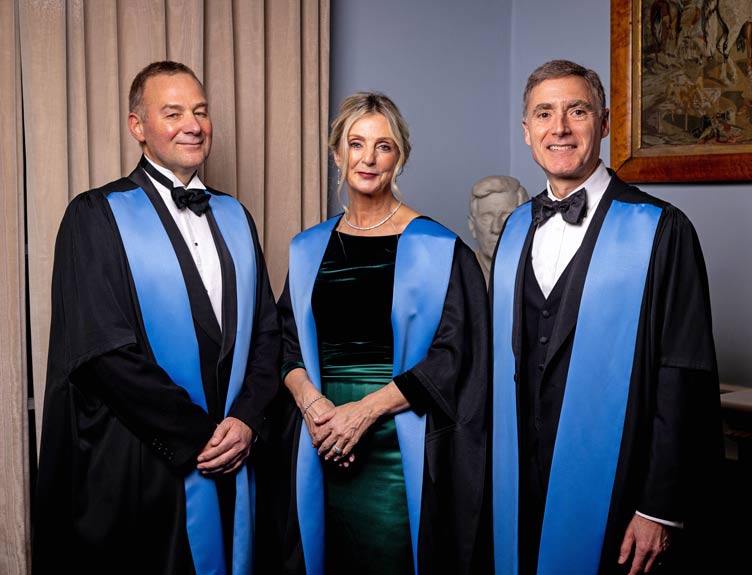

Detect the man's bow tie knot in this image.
[171,186,210,216]
[533,188,587,226]
[140,156,211,216]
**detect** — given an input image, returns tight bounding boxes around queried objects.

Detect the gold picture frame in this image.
[611,0,752,183]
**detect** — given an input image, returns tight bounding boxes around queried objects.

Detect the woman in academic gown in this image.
[276,92,492,574]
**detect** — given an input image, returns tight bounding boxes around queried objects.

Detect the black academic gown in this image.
[274,231,493,575]
[493,173,722,574]
[33,166,280,575]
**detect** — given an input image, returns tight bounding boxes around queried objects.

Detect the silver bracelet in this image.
[302,395,325,417]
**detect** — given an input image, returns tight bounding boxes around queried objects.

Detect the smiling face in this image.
[334,113,399,199]
[128,72,212,185]
[522,76,609,198]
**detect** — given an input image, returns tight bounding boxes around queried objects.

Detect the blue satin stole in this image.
[289,217,456,575]
[108,188,257,575]
[492,200,662,575]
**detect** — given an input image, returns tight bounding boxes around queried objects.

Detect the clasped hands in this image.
[303,395,378,468]
[196,416,253,475]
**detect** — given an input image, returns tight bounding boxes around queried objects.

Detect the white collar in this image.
[545,160,611,211]
[144,156,205,190]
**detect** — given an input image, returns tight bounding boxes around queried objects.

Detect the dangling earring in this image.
[337,169,342,186]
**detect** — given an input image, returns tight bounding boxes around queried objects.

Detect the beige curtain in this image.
[2,1,329,572]
[1,2,30,574]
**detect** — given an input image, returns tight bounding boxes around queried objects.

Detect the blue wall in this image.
[330,0,752,386]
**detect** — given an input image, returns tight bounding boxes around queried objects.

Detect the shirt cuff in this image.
[635,510,684,529]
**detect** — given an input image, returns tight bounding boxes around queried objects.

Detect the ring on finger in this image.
[332,446,343,456]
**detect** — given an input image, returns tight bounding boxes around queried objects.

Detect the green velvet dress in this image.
[311,231,413,575]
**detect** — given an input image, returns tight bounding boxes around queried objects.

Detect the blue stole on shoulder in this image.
[108,188,257,575]
[492,206,530,575]
[492,200,662,575]
[289,217,456,575]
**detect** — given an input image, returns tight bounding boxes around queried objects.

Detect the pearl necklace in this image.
[344,201,402,231]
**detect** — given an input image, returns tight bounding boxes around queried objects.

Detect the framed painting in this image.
[611,0,752,183]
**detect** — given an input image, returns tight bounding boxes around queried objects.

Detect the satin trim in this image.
[491,200,662,574]
[211,195,257,575]
[108,189,257,575]
[289,217,339,575]
[537,200,661,574]
[492,205,531,575]
[392,219,455,574]
[289,217,455,575]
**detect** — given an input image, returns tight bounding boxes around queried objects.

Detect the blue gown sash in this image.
[492,205,531,575]
[211,195,258,574]
[391,218,456,574]
[288,217,338,575]
[492,200,662,574]
[108,188,257,575]
[289,217,456,575]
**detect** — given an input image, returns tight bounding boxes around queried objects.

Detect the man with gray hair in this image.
[468,175,529,283]
[491,60,720,575]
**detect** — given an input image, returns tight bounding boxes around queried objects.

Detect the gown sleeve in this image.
[635,206,721,523]
[394,240,491,424]
[278,275,306,380]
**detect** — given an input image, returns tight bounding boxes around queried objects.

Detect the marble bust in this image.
[468,175,529,283]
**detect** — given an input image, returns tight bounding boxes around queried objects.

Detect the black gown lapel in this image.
[206,208,237,367]
[127,167,223,347]
[543,178,623,366]
[512,220,537,375]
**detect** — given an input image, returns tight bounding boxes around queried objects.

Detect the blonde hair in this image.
[329,92,411,210]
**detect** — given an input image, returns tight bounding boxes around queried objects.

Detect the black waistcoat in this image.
[520,248,577,483]
[518,248,576,574]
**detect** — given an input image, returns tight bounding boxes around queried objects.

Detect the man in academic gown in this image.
[491,60,721,575]
[33,61,280,575]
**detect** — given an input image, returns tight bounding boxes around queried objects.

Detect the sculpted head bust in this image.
[468,175,529,283]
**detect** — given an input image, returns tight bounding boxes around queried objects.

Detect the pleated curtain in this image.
[0,1,30,572]
[0,1,330,573]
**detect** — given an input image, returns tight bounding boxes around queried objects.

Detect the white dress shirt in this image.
[144,158,223,326]
[531,161,611,298]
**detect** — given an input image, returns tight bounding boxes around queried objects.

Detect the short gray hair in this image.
[522,60,606,119]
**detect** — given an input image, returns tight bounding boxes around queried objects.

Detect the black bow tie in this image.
[170,186,211,216]
[140,157,211,216]
[532,188,587,226]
